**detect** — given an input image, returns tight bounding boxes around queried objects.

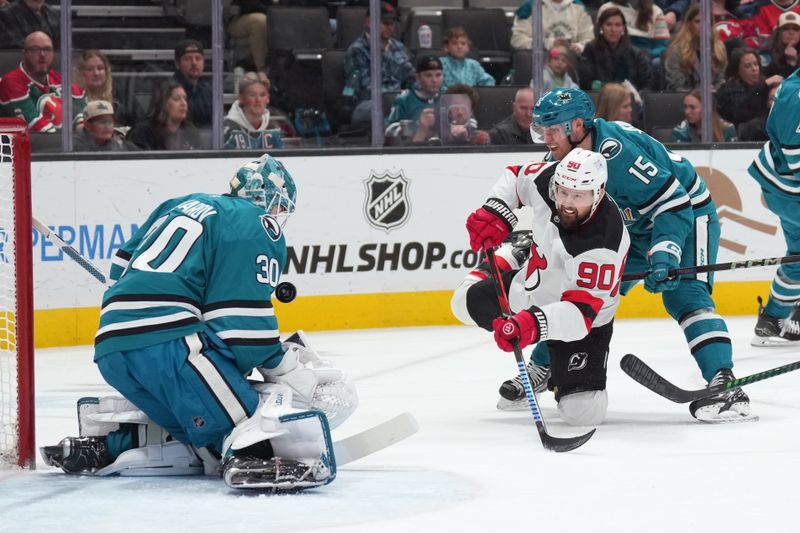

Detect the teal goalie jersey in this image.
[95,193,287,373]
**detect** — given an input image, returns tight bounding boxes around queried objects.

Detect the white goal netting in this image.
[0,123,33,468]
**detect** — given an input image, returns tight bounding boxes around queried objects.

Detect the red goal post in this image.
[0,117,35,469]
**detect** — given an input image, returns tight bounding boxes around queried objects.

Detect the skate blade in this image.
[496,397,530,411]
[697,414,759,424]
[750,335,800,347]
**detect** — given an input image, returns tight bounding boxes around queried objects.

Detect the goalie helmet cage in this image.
[0,118,35,469]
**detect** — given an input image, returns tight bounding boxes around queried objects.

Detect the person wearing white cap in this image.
[752,0,800,40]
[764,11,800,78]
[73,99,137,152]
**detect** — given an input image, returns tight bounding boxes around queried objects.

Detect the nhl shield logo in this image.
[364,170,411,231]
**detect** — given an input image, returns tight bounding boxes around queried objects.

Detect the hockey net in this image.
[0,118,34,469]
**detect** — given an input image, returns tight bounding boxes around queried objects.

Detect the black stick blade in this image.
[620,353,690,403]
[543,428,596,453]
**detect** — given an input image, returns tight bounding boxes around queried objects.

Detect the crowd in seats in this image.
[3,0,800,151]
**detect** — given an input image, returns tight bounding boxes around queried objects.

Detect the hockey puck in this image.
[275,282,297,303]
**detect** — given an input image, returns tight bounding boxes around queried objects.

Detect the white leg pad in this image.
[450,281,477,326]
[96,441,204,477]
[557,389,608,426]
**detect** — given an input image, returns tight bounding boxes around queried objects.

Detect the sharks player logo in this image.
[598,138,622,160]
[260,214,282,242]
[524,242,548,291]
[364,170,411,232]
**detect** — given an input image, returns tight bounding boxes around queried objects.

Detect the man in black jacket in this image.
[172,39,212,127]
[489,87,535,145]
[0,0,59,49]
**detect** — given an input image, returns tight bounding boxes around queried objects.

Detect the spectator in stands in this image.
[578,7,652,91]
[384,55,443,145]
[439,27,495,92]
[73,100,137,152]
[596,82,634,123]
[0,0,59,50]
[752,0,800,43]
[656,0,690,31]
[227,1,269,73]
[597,0,671,66]
[74,49,132,127]
[671,88,736,143]
[763,11,800,78]
[738,83,779,141]
[172,39,211,127]
[663,3,728,91]
[441,84,490,145]
[343,1,415,124]
[0,31,85,132]
[126,80,203,151]
[543,45,579,91]
[717,47,783,127]
[488,86,535,145]
[713,0,759,51]
[223,71,285,150]
[510,0,594,55]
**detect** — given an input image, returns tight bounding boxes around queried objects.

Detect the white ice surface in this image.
[2,316,800,533]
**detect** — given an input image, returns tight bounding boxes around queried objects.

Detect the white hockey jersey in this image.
[489,160,630,342]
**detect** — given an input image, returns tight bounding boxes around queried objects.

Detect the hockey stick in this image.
[485,247,595,452]
[621,253,800,282]
[31,216,111,286]
[334,412,418,465]
[620,353,800,403]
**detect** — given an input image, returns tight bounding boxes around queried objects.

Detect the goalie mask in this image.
[230,154,297,226]
[550,148,607,228]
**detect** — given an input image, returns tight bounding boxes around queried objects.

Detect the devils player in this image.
[451,148,629,426]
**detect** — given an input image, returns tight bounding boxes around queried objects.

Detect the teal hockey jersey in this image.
[588,119,713,251]
[95,193,287,373]
[749,68,800,200]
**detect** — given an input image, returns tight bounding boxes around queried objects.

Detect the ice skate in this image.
[496,361,550,411]
[222,453,331,492]
[40,436,113,474]
[751,296,800,346]
[688,369,756,423]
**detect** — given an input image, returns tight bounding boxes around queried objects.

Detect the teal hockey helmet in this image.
[230,154,297,225]
[530,88,595,143]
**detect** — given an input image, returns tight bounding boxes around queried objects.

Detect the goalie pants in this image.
[96,328,260,457]
[762,188,800,318]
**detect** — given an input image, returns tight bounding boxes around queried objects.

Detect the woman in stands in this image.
[75,49,132,127]
[596,0,671,67]
[662,3,727,91]
[126,80,203,151]
[717,47,783,128]
[577,7,652,92]
[595,82,637,126]
[762,12,800,78]
[223,71,291,150]
[671,88,736,143]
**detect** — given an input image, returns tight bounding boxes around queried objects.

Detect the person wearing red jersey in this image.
[0,31,85,133]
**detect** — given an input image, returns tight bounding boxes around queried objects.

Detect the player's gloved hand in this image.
[466,198,518,252]
[645,247,681,293]
[492,310,541,352]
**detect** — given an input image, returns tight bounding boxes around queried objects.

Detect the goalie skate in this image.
[222,454,332,492]
[688,369,757,423]
[40,436,113,474]
[496,362,550,411]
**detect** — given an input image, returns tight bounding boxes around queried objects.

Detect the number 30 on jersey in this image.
[256,255,280,287]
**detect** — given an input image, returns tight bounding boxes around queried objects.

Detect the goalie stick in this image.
[334,412,418,465]
[32,216,110,286]
[620,353,800,403]
[486,248,595,453]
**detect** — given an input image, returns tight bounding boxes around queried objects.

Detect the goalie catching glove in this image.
[466,198,518,252]
[256,330,358,430]
[492,307,547,351]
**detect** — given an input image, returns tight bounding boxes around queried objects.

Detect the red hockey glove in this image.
[492,309,542,352]
[466,198,518,252]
